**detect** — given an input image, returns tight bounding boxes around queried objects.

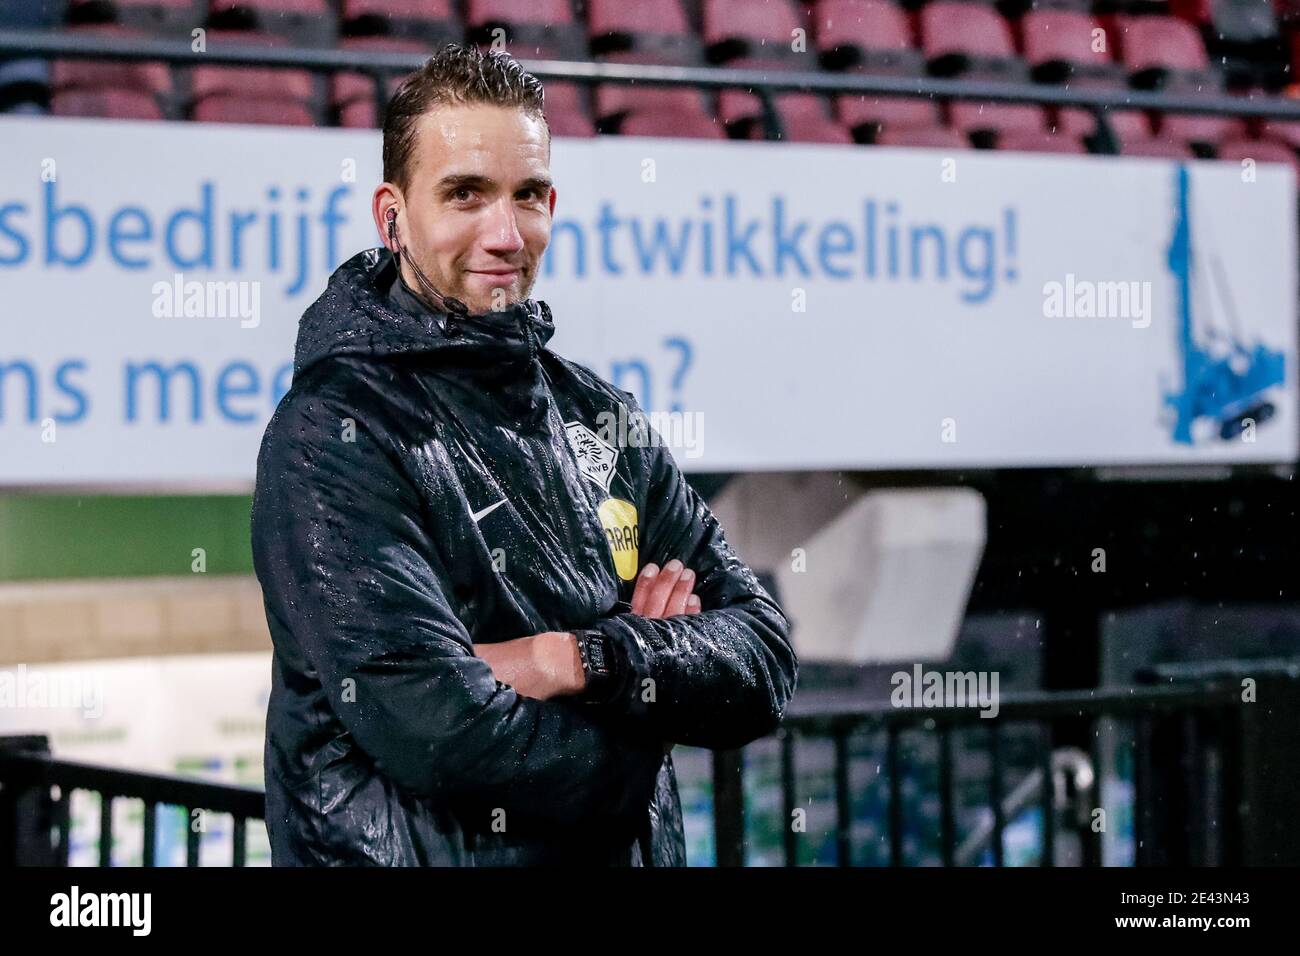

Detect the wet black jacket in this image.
[250,247,798,865]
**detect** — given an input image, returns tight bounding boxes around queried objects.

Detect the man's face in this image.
[395,103,555,314]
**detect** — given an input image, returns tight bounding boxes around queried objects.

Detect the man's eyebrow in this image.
[435,173,553,193]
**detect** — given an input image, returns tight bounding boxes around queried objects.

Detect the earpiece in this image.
[385,207,398,251]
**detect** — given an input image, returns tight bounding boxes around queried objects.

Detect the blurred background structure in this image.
[2,0,1300,867]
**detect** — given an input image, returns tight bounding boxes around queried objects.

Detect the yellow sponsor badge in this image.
[597,498,640,581]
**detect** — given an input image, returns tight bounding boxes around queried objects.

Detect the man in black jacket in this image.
[251,44,798,866]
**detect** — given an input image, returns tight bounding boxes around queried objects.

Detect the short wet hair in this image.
[382,43,549,193]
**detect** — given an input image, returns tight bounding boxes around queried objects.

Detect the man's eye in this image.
[452,188,474,202]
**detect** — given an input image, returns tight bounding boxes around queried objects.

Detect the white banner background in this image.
[0,115,1295,486]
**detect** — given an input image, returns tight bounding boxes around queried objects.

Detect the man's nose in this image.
[480,197,526,254]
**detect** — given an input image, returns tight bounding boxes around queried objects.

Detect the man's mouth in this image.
[467,268,520,286]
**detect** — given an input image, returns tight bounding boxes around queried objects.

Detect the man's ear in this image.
[548,185,557,218]
[372,183,403,251]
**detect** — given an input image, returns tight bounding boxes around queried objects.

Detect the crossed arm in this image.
[472,560,702,700]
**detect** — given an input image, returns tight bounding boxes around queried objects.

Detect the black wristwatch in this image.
[574,629,616,703]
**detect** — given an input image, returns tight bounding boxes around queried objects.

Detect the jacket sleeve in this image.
[582,400,799,751]
[251,380,663,834]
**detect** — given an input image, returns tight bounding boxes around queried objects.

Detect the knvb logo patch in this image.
[564,421,619,492]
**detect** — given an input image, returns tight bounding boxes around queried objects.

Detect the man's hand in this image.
[472,559,702,702]
[631,560,702,618]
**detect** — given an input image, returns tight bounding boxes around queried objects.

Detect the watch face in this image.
[586,635,609,675]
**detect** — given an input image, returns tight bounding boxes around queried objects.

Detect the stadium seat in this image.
[466,0,586,60]
[948,101,1047,138]
[1217,135,1300,173]
[546,108,596,137]
[587,0,703,66]
[1120,137,1196,157]
[724,90,852,142]
[1259,118,1300,149]
[1021,10,1124,84]
[702,0,809,68]
[1116,15,1215,89]
[838,93,943,139]
[996,128,1088,154]
[331,35,424,128]
[595,84,712,126]
[875,125,970,148]
[339,0,459,46]
[185,29,321,120]
[921,2,1027,80]
[52,86,165,119]
[192,93,315,124]
[619,109,726,138]
[208,0,336,48]
[814,0,924,75]
[56,23,173,98]
[1157,109,1247,147]
[1053,76,1153,145]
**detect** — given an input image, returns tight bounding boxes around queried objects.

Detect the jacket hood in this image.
[294,247,557,382]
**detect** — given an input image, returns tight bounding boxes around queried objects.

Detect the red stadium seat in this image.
[193,94,316,125]
[1157,111,1247,147]
[948,101,1047,137]
[1260,118,1300,149]
[52,87,166,120]
[1053,76,1153,144]
[619,110,726,139]
[467,0,586,59]
[57,24,173,97]
[838,93,942,137]
[997,128,1088,154]
[1021,11,1123,83]
[587,0,703,66]
[1121,137,1196,158]
[723,91,852,142]
[921,2,1027,80]
[875,125,971,149]
[330,36,424,127]
[814,0,924,75]
[1115,15,1214,88]
[702,0,809,67]
[1217,136,1300,174]
[546,110,596,137]
[595,84,711,124]
[186,30,319,112]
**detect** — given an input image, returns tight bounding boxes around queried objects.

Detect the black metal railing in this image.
[4,667,1298,866]
[0,735,264,867]
[710,668,1300,866]
[5,27,1300,149]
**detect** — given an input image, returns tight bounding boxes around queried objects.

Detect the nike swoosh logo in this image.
[469,498,508,523]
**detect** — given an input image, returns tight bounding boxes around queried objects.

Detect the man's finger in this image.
[630,564,659,615]
[686,594,702,615]
[664,568,695,617]
[644,560,686,617]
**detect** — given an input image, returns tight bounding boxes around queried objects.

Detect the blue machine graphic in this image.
[1164,164,1286,444]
